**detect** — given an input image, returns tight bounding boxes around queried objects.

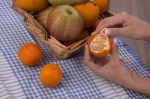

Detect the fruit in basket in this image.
[39,64,62,87]
[87,19,100,33]
[90,0,109,15]
[47,5,83,41]
[15,0,49,12]
[18,42,43,66]
[36,6,55,28]
[62,30,90,46]
[48,0,89,5]
[88,29,112,57]
[74,2,99,28]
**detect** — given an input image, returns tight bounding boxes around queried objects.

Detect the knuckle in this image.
[101,19,107,24]
[120,12,129,19]
[121,12,127,16]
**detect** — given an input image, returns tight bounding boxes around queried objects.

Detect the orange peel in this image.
[88,28,112,57]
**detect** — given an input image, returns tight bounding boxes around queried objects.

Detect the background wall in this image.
[109,0,150,65]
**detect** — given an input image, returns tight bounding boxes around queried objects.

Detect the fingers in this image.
[111,38,119,60]
[106,28,127,37]
[83,44,100,74]
[108,11,116,15]
[83,44,91,62]
[93,12,128,35]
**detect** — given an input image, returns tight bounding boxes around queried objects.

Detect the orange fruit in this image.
[88,29,112,57]
[39,64,62,87]
[91,0,109,15]
[18,42,43,66]
[15,0,48,12]
[74,2,99,28]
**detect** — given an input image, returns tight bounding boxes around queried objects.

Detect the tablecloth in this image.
[0,0,150,99]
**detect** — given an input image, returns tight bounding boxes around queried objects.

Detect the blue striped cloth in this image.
[0,0,150,98]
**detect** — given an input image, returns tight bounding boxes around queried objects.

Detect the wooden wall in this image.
[109,0,150,65]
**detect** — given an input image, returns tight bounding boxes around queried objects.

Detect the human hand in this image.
[83,39,150,95]
[94,12,150,41]
[83,39,134,87]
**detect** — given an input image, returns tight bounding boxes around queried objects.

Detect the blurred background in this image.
[109,0,150,65]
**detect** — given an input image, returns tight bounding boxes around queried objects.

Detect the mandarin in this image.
[88,28,112,57]
[39,64,62,87]
[74,2,99,28]
[18,42,43,66]
[91,0,109,15]
[15,0,48,12]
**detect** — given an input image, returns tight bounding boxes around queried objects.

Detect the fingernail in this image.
[105,28,111,35]
[113,38,118,44]
[91,32,96,35]
[91,32,94,35]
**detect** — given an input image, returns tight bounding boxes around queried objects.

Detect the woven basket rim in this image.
[12,1,91,59]
[12,1,112,59]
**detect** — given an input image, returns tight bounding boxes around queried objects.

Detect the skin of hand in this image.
[94,12,150,42]
[83,39,150,95]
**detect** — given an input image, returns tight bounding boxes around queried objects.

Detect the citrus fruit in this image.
[15,0,49,12]
[91,0,109,15]
[88,29,112,57]
[39,64,62,87]
[18,42,43,66]
[74,2,99,28]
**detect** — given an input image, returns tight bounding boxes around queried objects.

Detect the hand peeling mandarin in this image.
[88,29,112,57]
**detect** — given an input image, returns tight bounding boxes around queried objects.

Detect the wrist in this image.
[128,74,150,95]
[143,23,150,42]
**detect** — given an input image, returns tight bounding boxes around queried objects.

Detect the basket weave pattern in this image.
[12,1,111,59]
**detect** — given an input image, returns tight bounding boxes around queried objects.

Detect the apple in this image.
[36,6,55,28]
[48,0,89,5]
[47,5,83,41]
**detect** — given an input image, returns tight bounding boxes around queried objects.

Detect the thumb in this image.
[111,38,119,60]
[105,28,125,37]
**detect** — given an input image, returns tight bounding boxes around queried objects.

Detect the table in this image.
[0,0,150,98]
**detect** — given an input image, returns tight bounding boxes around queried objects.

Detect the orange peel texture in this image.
[88,29,112,57]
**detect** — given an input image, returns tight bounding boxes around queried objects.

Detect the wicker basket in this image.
[12,1,112,59]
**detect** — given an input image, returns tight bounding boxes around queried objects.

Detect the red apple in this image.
[36,6,55,28]
[47,5,83,41]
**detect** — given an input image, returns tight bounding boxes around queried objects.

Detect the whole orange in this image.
[91,0,109,15]
[15,0,48,12]
[39,64,62,87]
[18,42,43,66]
[88,29,112,57]
[74,2,99,28]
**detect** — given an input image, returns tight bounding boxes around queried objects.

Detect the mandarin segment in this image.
[88,29,112,57]
[90,34,106,51]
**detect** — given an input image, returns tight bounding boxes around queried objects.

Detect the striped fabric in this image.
[0,51,25,99]
[0,0,150,98]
